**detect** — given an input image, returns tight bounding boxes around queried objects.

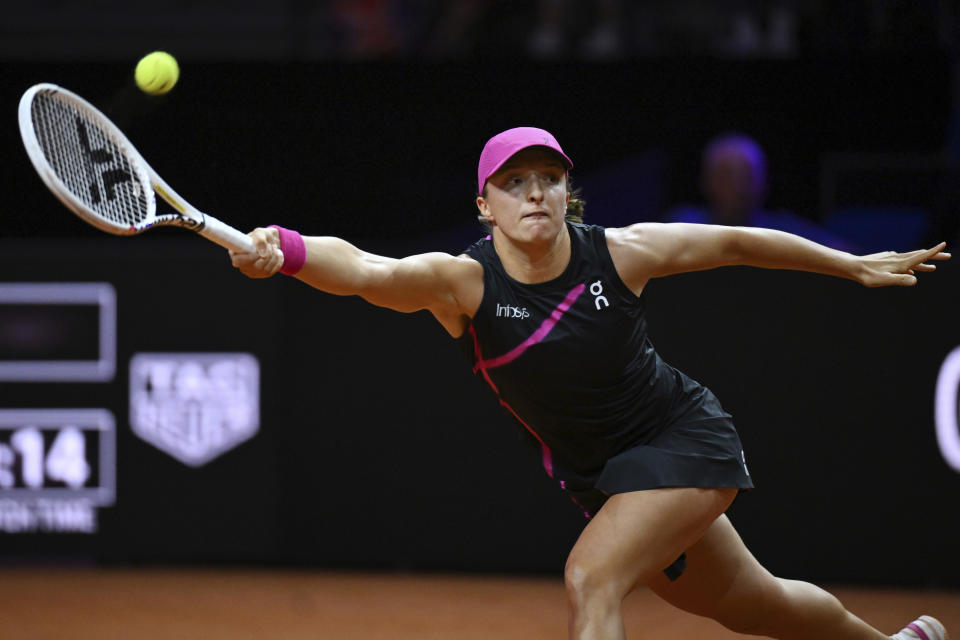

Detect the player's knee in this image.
[564,558,591,602]
[564,557,618,609]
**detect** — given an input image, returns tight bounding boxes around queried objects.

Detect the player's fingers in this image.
[248,227,275,258]
[866,269,918,287]
[261,246,283,270]
[263,248,282,274]
[894,244,947,272]
[230,251,256,268]
[917,242,948,262]
[891,243,939,263]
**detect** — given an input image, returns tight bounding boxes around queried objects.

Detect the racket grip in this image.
[197,215,256,252]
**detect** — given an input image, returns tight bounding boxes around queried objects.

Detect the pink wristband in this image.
[268,225,307,275]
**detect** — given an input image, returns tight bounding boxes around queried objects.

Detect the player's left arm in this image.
[606,222,950,293]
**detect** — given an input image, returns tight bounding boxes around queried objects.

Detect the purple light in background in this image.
[935,346,960,473]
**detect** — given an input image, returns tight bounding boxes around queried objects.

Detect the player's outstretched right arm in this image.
[229,226,481,334]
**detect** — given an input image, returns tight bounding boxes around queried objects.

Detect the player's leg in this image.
[564,486,737,640]
[646,513,889,639]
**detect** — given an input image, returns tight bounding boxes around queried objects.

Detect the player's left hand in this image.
[857,241,950,287]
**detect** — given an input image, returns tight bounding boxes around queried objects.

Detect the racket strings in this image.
[31,92,151,228]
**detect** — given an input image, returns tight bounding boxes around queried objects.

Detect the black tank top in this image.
[460,222,715,479]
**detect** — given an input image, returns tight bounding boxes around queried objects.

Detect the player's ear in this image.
[477,196,494,225]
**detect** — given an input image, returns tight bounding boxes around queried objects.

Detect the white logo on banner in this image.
[935,346,960,473]
[129,353,260,467]
[0,408,115,534]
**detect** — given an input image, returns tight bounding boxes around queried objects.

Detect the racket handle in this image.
[197,214,256,253]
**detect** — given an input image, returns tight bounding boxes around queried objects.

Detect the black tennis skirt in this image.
[563,415,754,519]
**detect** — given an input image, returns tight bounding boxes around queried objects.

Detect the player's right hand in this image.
[230,227,285,278]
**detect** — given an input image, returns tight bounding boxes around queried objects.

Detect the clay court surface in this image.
[1,568,957,639]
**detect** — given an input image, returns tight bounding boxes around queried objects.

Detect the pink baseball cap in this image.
[477,126,573,194]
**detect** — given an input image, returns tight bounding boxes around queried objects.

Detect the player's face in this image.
[478,147,570,244]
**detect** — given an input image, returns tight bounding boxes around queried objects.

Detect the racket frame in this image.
[18,83,254,253]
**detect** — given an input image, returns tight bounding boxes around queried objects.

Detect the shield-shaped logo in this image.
[129,353,259,467]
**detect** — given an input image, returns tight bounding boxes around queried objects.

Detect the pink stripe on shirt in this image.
[474,283,585,372]
[467,282,586,479]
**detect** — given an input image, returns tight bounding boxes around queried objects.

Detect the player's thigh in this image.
[566,487,737,596]
[646,513,782,621]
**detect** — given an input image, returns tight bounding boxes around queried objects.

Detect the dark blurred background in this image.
[1,1,959,589]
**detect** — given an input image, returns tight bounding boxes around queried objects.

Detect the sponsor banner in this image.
[130,352,260,467]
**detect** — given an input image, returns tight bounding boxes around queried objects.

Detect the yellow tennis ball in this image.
[135,51,179,95]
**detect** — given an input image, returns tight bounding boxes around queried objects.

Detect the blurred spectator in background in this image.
[423,0,487,57]
[2,1,948,61]
[328,0,404,57]
[799,0,942,53]
[298,0,945,60]
[665,133,857,251]
[528,0,568,58]
[722,0,798,56]
[633,0,798,56]
[526,0,801,59]
[528,0,626,59]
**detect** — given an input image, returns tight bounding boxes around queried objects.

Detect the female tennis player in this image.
[230,127,950,640]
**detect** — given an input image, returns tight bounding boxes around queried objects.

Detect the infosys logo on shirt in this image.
[496,303,530,319]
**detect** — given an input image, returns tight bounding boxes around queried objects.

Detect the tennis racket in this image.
[18,83,254,252]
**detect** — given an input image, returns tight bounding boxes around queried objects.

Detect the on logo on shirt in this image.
[590,281,610,310]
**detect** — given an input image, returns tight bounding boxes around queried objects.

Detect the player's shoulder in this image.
[604,222,689,280]
[412,250,480,268]
[415,251,484,283]
[420,253,482,332]
[605,221,666,249]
